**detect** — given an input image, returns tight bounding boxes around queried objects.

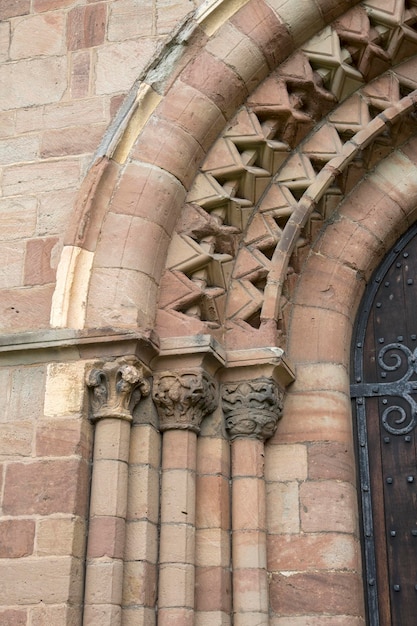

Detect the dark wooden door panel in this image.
[352,224,417,626]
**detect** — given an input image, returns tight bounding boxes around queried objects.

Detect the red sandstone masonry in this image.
[111,161,185,233]
[272,618,365,626]
[231,0,293,69]
[195,434,231,620]
[10,12,66,60]
[315,0,359,22]
[180,50,248,120]
[88,517,125,559]
[0,422,32,457]
[288,305,353,365]
[276,390,353,444]
[0,520,35,558]
[0,0,30,19]
[195,567,231,613]
[156,79,226,153]
[24,237,60,286]
[30,604,80,626]
[85,266,159,327]
[312,216,386,281]
[41,124,108,158]
[213,35,264,87]
[0,609,27,626]
[308,441,355,483]
[36,516,86,558]
[292,252,365,318]
[196,475,229,530]
[93,212,169,277]
[36,417,91,458]
[34,0,75,12]
[65,157,120,250]
[268,532,359,571]
[300,480,357,534]
[67,3,107,51]
[123,423,160,624]
[70,50,91,100]
[131,116,205,190]
[3,459,89,516]
[0,284,55,331]
[270,571,364,616]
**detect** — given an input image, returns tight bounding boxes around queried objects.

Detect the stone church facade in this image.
[1,0,417,623]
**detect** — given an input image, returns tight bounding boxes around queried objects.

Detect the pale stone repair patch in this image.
[50,245,94,330]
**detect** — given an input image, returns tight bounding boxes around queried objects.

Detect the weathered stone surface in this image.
[231,0,293,69]
[0,520,35,557]
[0,0,30,19]
[300,480,357,534]
[0,609,27,626]
[0,285,54,331]
[0,135,39,166]
[108,0,153,41]
[67,3,107,51]
[0,421,33,457]
[181,50,247,119]
[270,571,363,616]
[36,417,91,457]
[268,532,359,571]
[24,237,60,286]
[2,160,80,196]
[95,39,158,95]
[195,566,231,612]
[0,197,37,241]
[40,124,106,158]
[44,361,86,418]
[3,459,89,516]
[69,49,91,99]
[10,12,65,59]
[0,57,67,109]
[0,556,83,604]
[36,516,86,558]
[0,242,25,289]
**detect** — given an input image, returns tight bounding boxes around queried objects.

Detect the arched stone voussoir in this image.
[51,0,362,332]
[288,143,417,366]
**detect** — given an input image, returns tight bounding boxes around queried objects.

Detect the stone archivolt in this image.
[157,0,417,348]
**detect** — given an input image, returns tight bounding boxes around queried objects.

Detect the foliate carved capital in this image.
[222,377,284,441]
[86,358,151,422]
[153,370,218,433]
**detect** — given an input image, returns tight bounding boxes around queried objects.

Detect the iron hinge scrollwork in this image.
[351,342,417,436]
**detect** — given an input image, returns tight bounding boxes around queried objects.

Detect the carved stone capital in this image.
[221,377,284,441]
[86,358,151,422]
[153,370,218,433]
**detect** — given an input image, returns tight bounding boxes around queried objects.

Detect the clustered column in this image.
[83,358,150,626]
[222,376,284,626]
[153,368,218,626]
[82,345,293,626]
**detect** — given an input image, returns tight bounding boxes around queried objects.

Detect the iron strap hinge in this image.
[350,381,417,398]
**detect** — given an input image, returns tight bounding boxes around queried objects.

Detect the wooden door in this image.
[351,223,417,625]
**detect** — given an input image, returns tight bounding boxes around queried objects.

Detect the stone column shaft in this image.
[222,376,284,626]
[153,369,217,626]
[83,358,150,626]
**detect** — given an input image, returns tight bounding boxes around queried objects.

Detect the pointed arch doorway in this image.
[352,222,417,625]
